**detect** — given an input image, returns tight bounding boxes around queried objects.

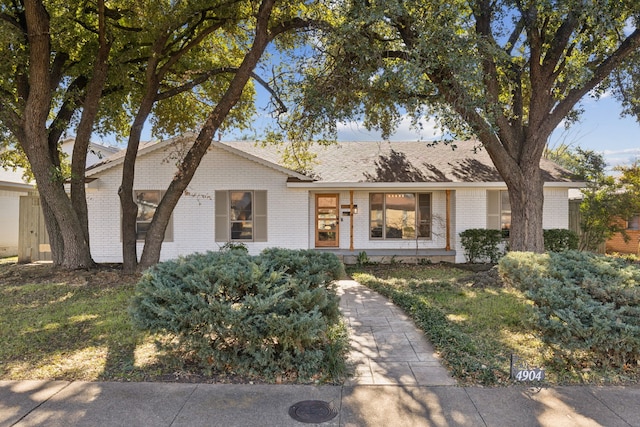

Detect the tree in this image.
[283,0,640,253]
[547,146,640,251]
[116,0,317,272]
[0,0,118,268]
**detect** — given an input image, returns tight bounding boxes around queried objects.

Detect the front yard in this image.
[1,255,638,386]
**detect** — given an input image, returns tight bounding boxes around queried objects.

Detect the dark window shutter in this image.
[254,190,267,242]
[486,190,500,230]
[215,191,229,242]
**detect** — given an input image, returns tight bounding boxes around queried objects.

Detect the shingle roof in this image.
[87,135,577,184]
[223,140,577,183]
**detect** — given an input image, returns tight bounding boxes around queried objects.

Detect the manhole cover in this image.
[288,400,338,423]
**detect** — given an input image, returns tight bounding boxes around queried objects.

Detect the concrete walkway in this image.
[338,279,455,387]
[1,280,639,427]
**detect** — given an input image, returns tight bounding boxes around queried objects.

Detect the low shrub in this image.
[543,229,579,252]
[130,249,348,382]
[459,229,504,263]
[499,251,640,371]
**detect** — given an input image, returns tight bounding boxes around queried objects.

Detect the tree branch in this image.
[544,28,640,137]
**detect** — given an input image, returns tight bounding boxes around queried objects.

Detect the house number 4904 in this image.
[514,368,545,382]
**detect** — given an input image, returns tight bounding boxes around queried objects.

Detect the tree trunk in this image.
[71,0,112,249]
[40,196,64,265]
[505,163,545,253]
[22,0,94,269]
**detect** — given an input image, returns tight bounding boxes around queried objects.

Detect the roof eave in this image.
[286,181,585,190]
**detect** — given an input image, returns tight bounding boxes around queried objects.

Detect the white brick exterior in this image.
[87,144,309,262]
[86,142,573,264]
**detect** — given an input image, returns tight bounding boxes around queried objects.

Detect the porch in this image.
[316,248,456,265]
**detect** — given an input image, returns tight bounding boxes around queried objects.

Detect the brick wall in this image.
[606,231,640,255]
[87,144,309,263]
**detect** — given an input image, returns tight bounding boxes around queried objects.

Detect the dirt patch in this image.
[0,262,139,288]
[458,265,506,289]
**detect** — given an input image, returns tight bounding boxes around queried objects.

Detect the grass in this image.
[0,269,178,382]
[2,260,636,386]
[0,261,348,384]
[348,263,637,387]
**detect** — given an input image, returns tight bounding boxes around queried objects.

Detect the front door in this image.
[315,194,339,247]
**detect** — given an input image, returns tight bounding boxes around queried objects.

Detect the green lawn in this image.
[0,265,176,382]
[349,263,637,386]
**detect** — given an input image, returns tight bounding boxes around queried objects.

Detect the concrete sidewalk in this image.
[2,280,639,426]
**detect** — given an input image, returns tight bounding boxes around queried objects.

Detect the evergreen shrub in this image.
[459,229,504,263]
[543,229,579,252]
[130,249,348,382]
[499,251,640,370]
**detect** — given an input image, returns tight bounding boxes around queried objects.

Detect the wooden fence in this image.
[18,194,51,263]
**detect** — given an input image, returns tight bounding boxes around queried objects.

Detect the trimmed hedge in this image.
[130,249,347,382]
[459,229,504,263]
[543,229,579,252]
[499,251,640,370]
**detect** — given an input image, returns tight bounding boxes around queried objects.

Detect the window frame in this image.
[627,214,640,231]
[132,190,173,242]
[369,192,432,240]
[215,190,267,242]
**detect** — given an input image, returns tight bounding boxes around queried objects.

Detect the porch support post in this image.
[445,190,451,251]
[349,190,354,251]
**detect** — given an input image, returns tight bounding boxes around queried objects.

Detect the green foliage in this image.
[499,251,640,372]
[130,249,348,382]
[547,147,640,251]
[356,251,371,266]
[543,229,579,252]
[459,229,504,263]
[218,241,249,253]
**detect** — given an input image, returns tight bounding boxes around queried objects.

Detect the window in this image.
[134,190,173,241]
[628,214,640,230]
[487,190,511,236]
[369,193,431,239]
[215,190,267,242]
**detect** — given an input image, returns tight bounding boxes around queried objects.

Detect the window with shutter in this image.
[128,190,173,242]
[215,190,267,242]
[369,192,431,239]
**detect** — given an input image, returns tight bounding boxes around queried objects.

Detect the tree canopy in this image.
[0,0,318,269]
[282,0,640,252]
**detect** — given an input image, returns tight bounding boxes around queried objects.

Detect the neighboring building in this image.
[60,138,119,167]
[12,139,119,262]
[606,214,640,256]
[0,167,34,258]
[85,134,580,264]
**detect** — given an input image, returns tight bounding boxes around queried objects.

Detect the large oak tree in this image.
[0,0,118,268]
[285,0,640,252]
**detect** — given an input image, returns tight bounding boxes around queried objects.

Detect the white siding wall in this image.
[543,188,569,229]
[453,189,489,262]
[87,145,309,263]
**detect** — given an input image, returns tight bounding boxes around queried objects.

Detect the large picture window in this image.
[215,190,267,242]
[134,190,173,241]
[370,193,431,239]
